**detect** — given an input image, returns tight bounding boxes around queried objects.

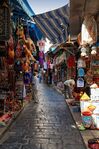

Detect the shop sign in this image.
[0,1,10,41]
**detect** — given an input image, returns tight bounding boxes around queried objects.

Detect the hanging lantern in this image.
[81,15,97,45]
[81,47,87,57]
[91,46,97,55]
[77,33,81,45]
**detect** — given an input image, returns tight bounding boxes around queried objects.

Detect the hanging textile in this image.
[81,15,97,45]
[37,39,45,51]
[39,51,44,67]
[67,55,75,68]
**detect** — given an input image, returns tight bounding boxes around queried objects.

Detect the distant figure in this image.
[64,79,75,99]
[32,73,39,103]
[38,70,42,83]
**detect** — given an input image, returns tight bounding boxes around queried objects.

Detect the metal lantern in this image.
[81,47,87,57]
[91,46,97,55]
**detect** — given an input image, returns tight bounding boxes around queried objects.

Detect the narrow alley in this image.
[0,81,86,149]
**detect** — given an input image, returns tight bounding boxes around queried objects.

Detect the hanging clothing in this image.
[67,56,75,68]
[39,51,44,67]
[43,61,47,70]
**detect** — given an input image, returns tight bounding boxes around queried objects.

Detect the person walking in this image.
[32,73,39,103]
[38,70,42,83]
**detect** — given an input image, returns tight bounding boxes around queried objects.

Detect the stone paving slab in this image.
[0,109,23,139]
[0,81,86,149]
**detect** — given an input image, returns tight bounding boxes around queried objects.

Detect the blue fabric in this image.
[9,0,43,41]
[29,23,43,40]
[9,0,34,19]
[33,4,69,44]
[16,0,34,18]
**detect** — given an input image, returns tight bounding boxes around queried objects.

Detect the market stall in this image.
[74,15,99,130]
[0,0,38,126]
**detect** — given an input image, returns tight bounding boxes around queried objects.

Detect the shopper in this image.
[64,79,75,99]
[32,73,39,103]
[38,70,42,83]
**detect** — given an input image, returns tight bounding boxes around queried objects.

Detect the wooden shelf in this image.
[93,75,99,77]
[92,65,99,67]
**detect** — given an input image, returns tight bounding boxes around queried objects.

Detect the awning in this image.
[9,0,43,42]
[33,4,70,44]
[28,22,43,41]
[16,0,35,19]
[9,0,34,20]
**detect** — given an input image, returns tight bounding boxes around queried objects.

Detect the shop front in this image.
[73,14,99,130]
[0,0,38,126]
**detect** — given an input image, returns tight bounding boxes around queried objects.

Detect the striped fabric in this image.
[33,4,70,44]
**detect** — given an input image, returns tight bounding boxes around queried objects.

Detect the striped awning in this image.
[33,4,70,44]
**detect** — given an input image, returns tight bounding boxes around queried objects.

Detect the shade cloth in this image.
[16,0,35,19]
[33,4,69,44]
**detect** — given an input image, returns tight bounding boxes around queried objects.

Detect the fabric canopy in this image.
[28,22,43,41]
[9,0,35,20]
[9,0,43,41]
[16,0,35,19]
[33,4,69,44]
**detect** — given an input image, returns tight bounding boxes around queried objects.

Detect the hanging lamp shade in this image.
[91,46,97,55]
[81,15,97,45]
[77,33,81,45]
[81,47,87,57]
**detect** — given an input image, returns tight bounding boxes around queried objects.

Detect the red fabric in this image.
[39,51,44,59]
[88,144,99,149]
[67,56,75,68]
[16,43,21,58]
[47,60,50,69]
[7,58,14,65]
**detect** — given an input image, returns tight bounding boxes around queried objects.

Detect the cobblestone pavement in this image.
[0,81,86,149]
